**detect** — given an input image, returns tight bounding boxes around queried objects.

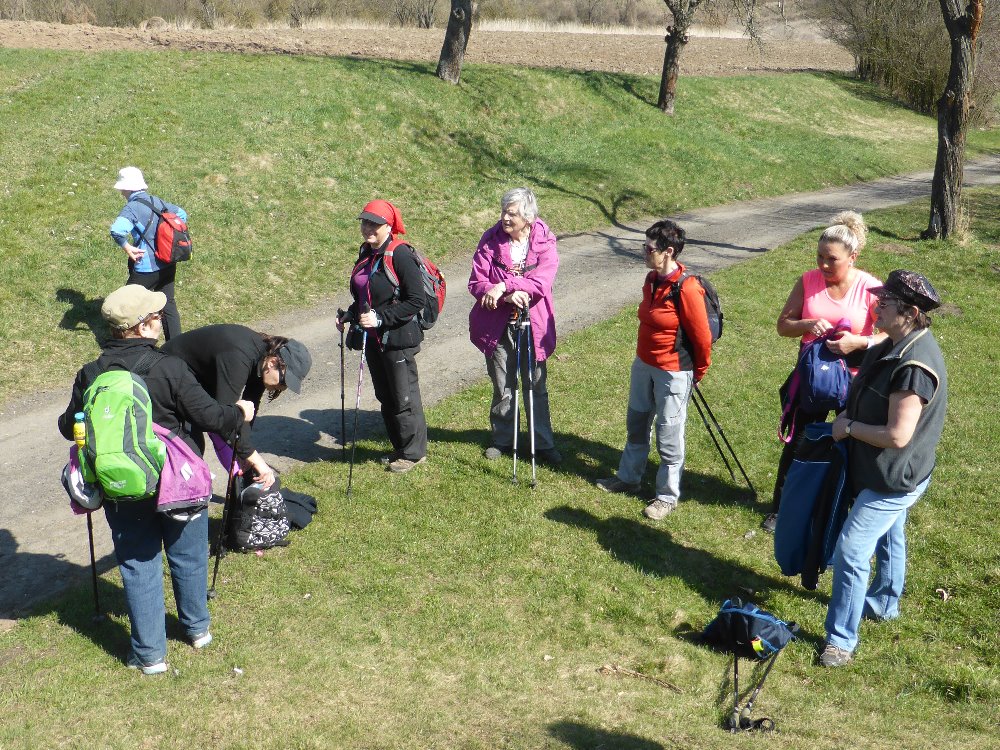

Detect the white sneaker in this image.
[127,654,168,675]
[643,499,677,520]
[190,631,213,649]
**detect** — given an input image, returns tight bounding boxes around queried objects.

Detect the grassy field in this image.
[1,47,999,402]
[1,190,997,749]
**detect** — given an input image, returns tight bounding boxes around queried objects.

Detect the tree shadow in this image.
[544,506,826,609]
[548,720,664,750]
[56,288,106,343]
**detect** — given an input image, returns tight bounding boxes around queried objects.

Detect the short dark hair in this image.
[646,219,686,257]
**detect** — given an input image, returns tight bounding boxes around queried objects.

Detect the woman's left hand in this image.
[826,332,863,356]
[506,290,530,309]
[359,310,379,329]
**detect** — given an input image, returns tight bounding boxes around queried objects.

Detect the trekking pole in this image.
[694,384,757,496]
[208,431,241,600]
[690,385,737,485]
[85,512,104,621]
[338,309,347,463]
[737,652,781,730]
[523,310,537,489]
[346,305,370,500]
[727,654,741,732]
[511,311,524,485]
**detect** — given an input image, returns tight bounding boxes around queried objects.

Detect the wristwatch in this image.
[845,421,854,436]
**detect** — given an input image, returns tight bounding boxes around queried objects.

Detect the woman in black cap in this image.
[162,324,312,488]
[820,270,948,667]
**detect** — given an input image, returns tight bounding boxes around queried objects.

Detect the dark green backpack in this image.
[80,353,166,500]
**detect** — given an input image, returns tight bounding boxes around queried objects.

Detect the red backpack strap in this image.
[381,238,413,289]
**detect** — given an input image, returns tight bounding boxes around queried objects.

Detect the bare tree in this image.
[923,0,985,239]
[658,1,760,114]
[436,0,473,84]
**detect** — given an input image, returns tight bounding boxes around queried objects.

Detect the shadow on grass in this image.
[544,506,825,609]
[548,720,664,749]
[56,287,106,344]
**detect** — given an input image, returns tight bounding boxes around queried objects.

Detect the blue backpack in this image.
[701,598,798,660]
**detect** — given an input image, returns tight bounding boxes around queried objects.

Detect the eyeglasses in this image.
[876,295,903,310]
[643,243,661,255]
[142,311,162,324]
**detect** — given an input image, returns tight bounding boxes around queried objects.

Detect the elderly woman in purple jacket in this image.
[469,187,561,465]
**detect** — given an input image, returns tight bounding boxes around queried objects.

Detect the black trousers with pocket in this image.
[127,262,181,341]
[365,344,427,461]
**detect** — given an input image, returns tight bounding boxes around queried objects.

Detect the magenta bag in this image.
[62,444,102,515]
[153,423,213,512]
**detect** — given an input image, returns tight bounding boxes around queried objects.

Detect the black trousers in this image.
[365,344,427,461]
[127,262,181,341]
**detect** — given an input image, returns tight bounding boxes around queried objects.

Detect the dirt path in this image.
[0,20,853,77]
[3,157,998,623]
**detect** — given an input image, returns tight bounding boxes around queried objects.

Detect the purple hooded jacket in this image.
[468,218,559,362]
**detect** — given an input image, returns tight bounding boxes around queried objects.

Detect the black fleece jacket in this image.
[161,324,267,459]
[58,337,245,453]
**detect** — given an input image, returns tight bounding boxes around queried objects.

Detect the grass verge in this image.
[1,47,999,401]
[1,189,997,748]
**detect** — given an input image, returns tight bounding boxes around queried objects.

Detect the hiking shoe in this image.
[643,499,678,520]
[536,447,563,466]
[378,453,399,467]
[387,456,427,474]
[761,513,778,534]
[819,643,853,667]
[190,631,213,649]
[127,654,168,675]
[595,476,640,494]
[484,446,512,460]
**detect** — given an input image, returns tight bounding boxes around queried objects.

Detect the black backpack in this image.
[667,271,724,346]
[224,475,290,552]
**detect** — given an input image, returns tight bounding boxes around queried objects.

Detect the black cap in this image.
[872,270,941,312]
[358,210,388,225]
[278,340,312,394]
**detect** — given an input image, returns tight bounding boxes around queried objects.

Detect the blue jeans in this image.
[616,358,693,503]
[104,498,210,665]
[824,476,930,653]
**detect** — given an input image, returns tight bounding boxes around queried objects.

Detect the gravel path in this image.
[3,157,998,624]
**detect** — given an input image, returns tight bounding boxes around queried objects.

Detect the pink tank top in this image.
[800,268,880,346]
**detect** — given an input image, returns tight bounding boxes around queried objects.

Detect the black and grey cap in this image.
[871,269,941,312]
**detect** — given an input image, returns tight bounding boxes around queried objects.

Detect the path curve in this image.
[2,157,998,621]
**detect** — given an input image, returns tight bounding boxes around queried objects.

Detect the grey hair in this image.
[820,210,867,255]
[501,187,538,224]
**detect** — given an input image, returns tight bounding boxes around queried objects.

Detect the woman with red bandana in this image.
[337,200,427,473]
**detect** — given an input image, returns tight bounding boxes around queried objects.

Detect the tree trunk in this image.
[924,0,983,239]
[657,24,689,114]
[436,1,473,85]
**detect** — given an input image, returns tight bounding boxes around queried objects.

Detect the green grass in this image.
[2,47,999,401]
[2,189,998,748]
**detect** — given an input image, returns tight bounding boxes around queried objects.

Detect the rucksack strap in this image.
[131,196,168,248]
[103,350,165,378]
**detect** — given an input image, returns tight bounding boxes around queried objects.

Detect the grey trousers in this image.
[485,323,555,451]
[615,357,693,503]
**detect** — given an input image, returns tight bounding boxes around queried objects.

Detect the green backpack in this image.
[80,353,166,500]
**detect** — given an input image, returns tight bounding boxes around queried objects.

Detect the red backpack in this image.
[381,239,446,330]
[135,196,192,264]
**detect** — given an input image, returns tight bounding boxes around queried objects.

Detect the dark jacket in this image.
[58,338,245,454]
[844,328,947,494]
[346,236,424,351]
[161,324,267,459]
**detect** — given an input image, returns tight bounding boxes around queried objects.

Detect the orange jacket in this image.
[636,263,712,381]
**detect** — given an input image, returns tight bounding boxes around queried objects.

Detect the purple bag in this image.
[152,423,213,512]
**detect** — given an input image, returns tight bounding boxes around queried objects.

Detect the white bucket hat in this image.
[113,166,147,192]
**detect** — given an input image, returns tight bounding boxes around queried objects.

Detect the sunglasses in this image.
[643,243,661,255]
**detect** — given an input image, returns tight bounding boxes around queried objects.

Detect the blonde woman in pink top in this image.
[763,211,886,532]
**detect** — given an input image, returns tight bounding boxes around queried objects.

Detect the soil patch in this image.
[0,20,853,77]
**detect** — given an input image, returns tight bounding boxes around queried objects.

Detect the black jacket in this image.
[161,324,267,459]
[58,338,245,453]
[346,236,424,351]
